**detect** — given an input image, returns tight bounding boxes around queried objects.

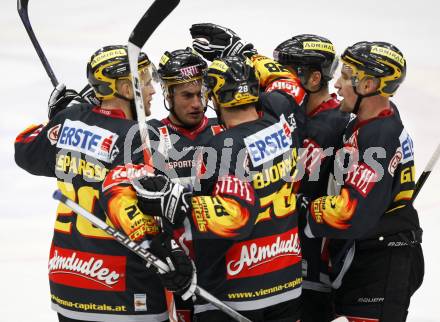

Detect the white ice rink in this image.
[1,0,439,321]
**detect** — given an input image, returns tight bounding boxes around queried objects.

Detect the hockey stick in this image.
[413,142,440,202]
[126,1,180,320]
[52,190,252,322]
[127,0,180,172]
[17,0,58,86]
[18,0,94,103]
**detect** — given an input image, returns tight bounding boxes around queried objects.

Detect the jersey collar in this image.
[307,93,340,117]
[92,107,127,119]
[161,116,209,140]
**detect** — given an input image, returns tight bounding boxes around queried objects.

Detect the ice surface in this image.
[1,0,439,320]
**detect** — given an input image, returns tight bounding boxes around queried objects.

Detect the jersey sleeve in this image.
[14,119,60,177]
[101,163,161,241]
[251,54,306,106]
[305,123,400,239]
[189,135,260,240]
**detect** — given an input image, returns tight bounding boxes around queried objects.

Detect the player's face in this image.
[169,80,205,127]
[334,64,357,113]
[140,67,156,117]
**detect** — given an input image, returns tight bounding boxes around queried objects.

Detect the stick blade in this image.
[129,0,180,48]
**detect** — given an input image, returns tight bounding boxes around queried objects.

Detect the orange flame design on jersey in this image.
[311,188,358,230]
[192,196,250,238]
[106,185,159,240]
[209,197,250,237]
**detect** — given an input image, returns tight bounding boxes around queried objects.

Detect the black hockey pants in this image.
[334,230,424,322]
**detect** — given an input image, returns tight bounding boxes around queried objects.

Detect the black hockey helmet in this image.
[341,41,406,97]
[87,45,153,101]
[158,47,207,87]
[204,56,259,108]
[273,34,338,86]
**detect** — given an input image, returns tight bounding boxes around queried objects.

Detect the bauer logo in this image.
[244,115,292,167]
[48,245,126,291]
[57,119,119,163]
[226,227,301,279]
[399,129,414,164]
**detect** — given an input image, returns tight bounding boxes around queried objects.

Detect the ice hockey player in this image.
[189,23,307,135]
[273,34,350,322]
[303,41,424,322]
[14,45,192,322]
[129,55,304,322]
[148,47,219,189]
[142,47,215,322]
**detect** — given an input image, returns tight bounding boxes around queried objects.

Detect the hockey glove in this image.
[134,175,192,228]
[80,84,101,106]
[190,23,257,61]
[47,83,82,120]
[149,233,197,300]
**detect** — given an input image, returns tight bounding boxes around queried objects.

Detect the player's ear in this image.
[310,71,322,87]
[363,77,380,95]
[116,79,134,100]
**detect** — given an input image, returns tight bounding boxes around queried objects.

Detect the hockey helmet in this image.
[273,34,338,84]
[158,47,207,87]
[341,41,406,97]
[204,56,259,108]
[87,45,155,101]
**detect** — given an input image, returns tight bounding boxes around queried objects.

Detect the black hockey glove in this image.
[48,84,101,120]
[47,83,82,120]
[80,84,101,106]
[149,233,197,300]
[190,23,257,61]
[133,175,192,228]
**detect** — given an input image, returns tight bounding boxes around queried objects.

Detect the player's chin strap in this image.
[163,96,187,127]
[163,96,208,130]
[351,83,379,115]
[115,92,138,120]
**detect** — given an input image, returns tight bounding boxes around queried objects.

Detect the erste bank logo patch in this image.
[399,129,414,164]
[244,115,292,167]
[57,119,119,163]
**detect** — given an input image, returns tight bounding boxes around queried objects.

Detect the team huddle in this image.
[15,22,424,322]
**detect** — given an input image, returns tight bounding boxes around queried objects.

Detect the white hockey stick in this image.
[413,142,440,202]
[126,1,181,319]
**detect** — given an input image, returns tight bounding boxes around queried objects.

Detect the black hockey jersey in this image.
[15,104,168,322]
[147,116,221,188]
[305,102,421,240]
[101,116,220,250]
[189,90,303,313]
[298,95,350,291]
